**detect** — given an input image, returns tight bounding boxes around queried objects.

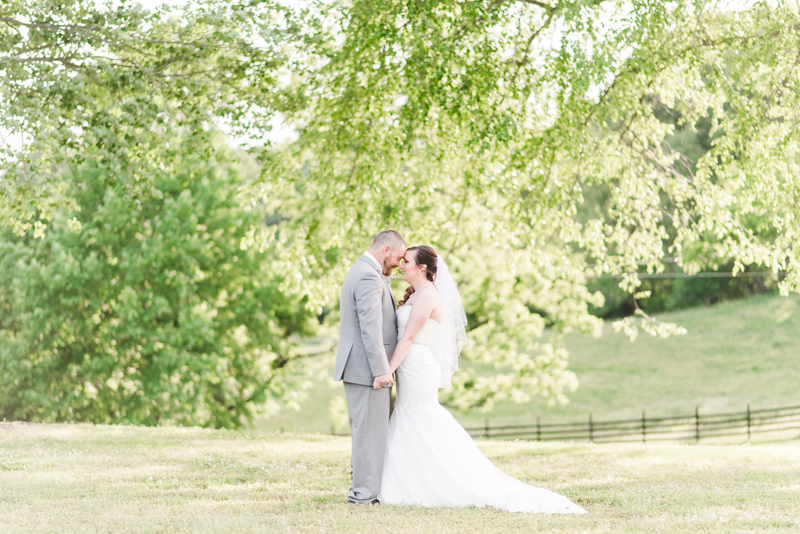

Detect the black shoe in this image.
[370,499,381,505]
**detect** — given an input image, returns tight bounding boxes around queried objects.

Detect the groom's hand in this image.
[372,373,394,389]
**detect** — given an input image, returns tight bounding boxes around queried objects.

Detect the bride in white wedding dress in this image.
[377,245,587,514]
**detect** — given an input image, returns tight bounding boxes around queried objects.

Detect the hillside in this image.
[259,293,800,434]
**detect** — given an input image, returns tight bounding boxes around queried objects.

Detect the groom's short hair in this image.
[372,230,406,251]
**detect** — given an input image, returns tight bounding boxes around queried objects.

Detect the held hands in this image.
[372,372,394,389]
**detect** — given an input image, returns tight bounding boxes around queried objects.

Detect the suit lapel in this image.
[358,256,396,309]
[358,255,381,276]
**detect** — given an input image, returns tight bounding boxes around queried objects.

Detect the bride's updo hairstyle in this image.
[398,245,438,308]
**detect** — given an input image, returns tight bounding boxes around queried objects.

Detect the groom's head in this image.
[368,230,407,276]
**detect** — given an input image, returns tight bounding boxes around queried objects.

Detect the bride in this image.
[377,245,587,514]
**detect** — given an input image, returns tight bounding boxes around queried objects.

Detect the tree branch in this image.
[515,0,557,13]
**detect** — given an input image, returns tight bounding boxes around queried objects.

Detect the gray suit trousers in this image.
[343,381,390,504]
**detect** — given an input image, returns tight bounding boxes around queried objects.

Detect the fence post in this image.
[695,406,700,443]
[747,404,751,441]
[536,416,541,442]
[485,418,490,439]
[642,410,646,444]
[589,413,594,443]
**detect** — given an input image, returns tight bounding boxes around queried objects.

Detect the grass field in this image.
[3,295,799,533]
[260,293,800,434]
[1,423,799,533]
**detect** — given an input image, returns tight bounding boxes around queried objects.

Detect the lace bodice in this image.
[397,305,440,346]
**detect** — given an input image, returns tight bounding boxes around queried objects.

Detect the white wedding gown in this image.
[380,305,587,514]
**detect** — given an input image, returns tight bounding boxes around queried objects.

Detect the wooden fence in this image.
[464,404,800,443]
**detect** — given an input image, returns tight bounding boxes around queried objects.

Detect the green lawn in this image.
[1,423,799,533]
[260,293,800,434]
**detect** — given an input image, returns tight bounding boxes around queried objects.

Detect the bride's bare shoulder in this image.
[407,285,443,323]
[420,283,442,310]
[407,283,440,307]
[419,283,441,303]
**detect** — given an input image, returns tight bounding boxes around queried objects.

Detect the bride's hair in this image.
[398,245,437,308]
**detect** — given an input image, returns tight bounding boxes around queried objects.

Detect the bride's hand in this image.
[373,373,394,389]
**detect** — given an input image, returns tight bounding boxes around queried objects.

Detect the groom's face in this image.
[382,246,406,276]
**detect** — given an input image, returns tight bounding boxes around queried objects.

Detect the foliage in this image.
[3,0,800,416]
[0,0,292,234]
[587,267,777,319]
[0,148,317,427]
[257,0,800,409]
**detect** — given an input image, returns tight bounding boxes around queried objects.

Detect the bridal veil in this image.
[430,255,468,389]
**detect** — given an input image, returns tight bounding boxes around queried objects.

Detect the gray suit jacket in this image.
[334,256,398,386]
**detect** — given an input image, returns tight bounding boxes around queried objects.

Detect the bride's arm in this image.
[386,299,435,375]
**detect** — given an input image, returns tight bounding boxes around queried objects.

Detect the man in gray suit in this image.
[334,230,407,504]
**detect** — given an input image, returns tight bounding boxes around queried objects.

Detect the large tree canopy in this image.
[262,0,800,408]
[2,0,799,418]
[271,0,800,294]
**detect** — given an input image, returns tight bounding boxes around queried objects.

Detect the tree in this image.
[0,145,317,427]
[3,0,799,416]
[258,0,800,409]
[0,0,292,234]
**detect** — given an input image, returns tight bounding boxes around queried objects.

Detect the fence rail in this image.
[464,404,800,443]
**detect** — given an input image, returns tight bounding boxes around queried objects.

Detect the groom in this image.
[334,230,407,505]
